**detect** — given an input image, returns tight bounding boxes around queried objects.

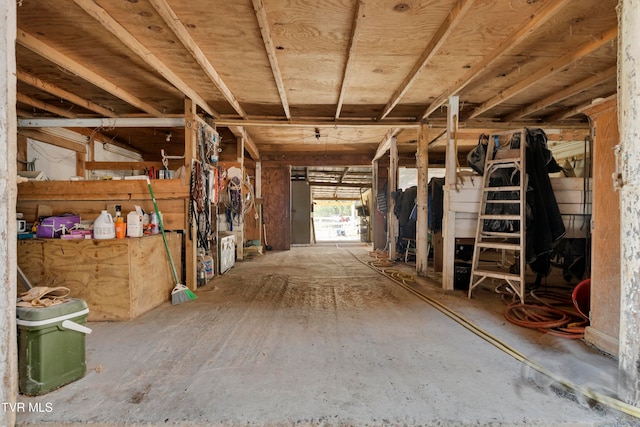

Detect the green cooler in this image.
[16,298,91,396]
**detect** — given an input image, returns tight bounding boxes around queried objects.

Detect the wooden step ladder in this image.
[468,130,527,302]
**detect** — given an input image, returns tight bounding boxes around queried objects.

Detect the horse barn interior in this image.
[4,0,640,425]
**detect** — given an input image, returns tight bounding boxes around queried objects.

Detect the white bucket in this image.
[93,210,115,239]
[127,211,143,237]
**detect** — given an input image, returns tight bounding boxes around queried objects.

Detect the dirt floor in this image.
[15,243,639,426]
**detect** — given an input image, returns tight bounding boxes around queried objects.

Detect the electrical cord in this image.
[342,246,640,420]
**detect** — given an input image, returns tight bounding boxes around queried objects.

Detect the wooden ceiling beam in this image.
[373,128,402,161]
[544,93,617,122]
[262,153,373,167]
[251,0,291,119]
[148,0,247,119]
[421,0,573,120]
[334,167,351,197]
[227,126,260,160]
[17,29,164,117]
[503,65,617,122]
[335,0,365,120]
[216,118,420,128]
[308,181,371,189]
[17,70,117,118]
[377,0,475,121]
[17,92,78,118]
[469,26,618,119]
[72,0,219,119]
[18,129,86,153]
[18,117,185,128]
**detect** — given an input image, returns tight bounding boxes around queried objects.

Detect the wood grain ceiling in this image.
[15,0,617,163]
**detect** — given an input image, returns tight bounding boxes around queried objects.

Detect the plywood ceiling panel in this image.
[14,0,616,167]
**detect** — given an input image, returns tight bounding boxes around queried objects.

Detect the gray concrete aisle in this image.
[15,244,636,426]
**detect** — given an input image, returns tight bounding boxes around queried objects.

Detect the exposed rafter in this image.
[377,0,475,121]
[373,128,402,161]
[544,93,617,122]
[251,0,291,119]
[503,66,617,122]
[17,29,164,117]
[310,181,370,189]
[16,92,78,118]
[335,0,365,120]
[148,0,247,119]
[421,0,573,120]
[227,126,260,160]
[17,70,117,118]
[18,117,185,128]
[18,128,87,153]
[469,26,618,119]
[72,0,219,119]
[334,167,351,197]
[215,119,420,129]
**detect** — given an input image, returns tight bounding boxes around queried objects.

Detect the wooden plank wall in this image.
[446,177,590,238]
[262,165,291,251]
[17,233,181,321]
[16,179,189,230]
[441,176,590,289]
[584,102,620,356]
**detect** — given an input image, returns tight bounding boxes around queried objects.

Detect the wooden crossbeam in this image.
[377,0,475,121]
[469,26,618,119]
[17,70,117,118]
[335,0,366,120]
[72,0,219,118]
[17,93,77,119]
[421,0,574,120]
[148,0,247,119]
[17,29,164,117]
[227,126,261,160]
[252,0,291,119]
[503,66,617,122]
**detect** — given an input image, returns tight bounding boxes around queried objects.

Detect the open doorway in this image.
[313,200,363,243]
[291,166,372,244]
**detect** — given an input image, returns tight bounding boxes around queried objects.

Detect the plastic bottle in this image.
[93,210,115,239]
[150,212,159,235]
[127,211,143,237]
[115,216,126,239]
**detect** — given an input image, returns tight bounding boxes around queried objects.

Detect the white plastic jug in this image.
[93,210,115,239]
[127,211,143,237]
[198,253,215,279]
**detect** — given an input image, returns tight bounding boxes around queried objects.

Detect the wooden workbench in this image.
[17,233,182,321]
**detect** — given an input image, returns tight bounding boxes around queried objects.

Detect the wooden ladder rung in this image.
[483,186,521,192]
[471,270,522,282]
[486,199,520,205]
[476,241,521,250]
[480,231,521,238]
[479,214,521,221]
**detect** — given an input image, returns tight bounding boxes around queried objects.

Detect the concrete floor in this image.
[15,244,638,426]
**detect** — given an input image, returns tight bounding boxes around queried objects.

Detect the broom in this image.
[146,177,197,305]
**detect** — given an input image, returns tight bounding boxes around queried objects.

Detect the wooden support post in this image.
[184,98,198,289]
[442,96,459,290]
[236,135,245,261]
[1,0,18,424]
[17,134,27,172]
[416,122,429,275]
[618,0,640,405]
[388,137,398,260]
[372,160,378,249]
[76,151,86,177]
[256,161,262,246]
